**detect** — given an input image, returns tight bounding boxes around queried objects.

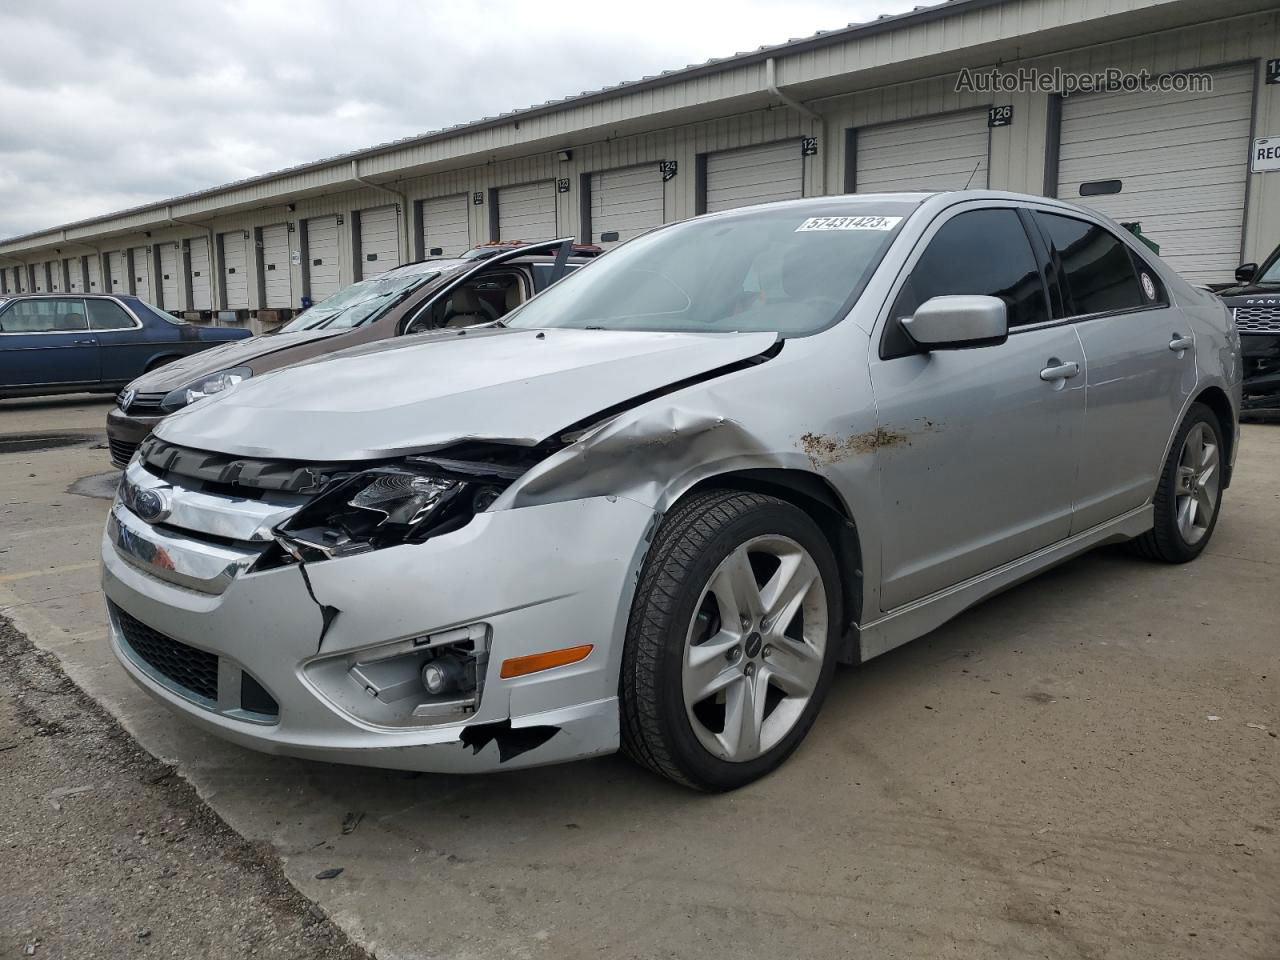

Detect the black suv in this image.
[1218,247,1280,411]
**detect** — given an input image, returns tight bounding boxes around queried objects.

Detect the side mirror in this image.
[1235,263,1258,284]
[901,295,1008,351]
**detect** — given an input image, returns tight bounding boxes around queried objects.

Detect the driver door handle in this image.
[1039,360,1080,382]
[1169,335,1193,352]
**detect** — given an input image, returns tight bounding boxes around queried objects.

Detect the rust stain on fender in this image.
[800,426,917,467]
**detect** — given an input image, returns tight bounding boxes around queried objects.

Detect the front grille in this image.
[1234,306,1280,334]
[119,390,168,415]
[108,437,140,468]
[114,604,219,703]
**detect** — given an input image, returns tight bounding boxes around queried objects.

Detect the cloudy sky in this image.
[0,0,915,240]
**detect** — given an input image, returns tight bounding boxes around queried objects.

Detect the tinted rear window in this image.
[1035,212,1145,316]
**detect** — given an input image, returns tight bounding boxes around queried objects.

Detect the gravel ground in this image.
[0,616,371,960]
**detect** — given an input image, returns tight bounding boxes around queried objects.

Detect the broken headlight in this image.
[273,464,503,562]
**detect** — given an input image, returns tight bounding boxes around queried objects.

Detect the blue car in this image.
[0,294,250,399]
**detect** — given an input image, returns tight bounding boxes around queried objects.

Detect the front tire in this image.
[620,490,841,791]
[1133,402,1224,563]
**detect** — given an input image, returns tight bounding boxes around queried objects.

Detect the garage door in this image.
[260,223,292,308]
[130,246,151,300]
[705,141,804,213]
[221,232,249,309]
[49,260,63,292]
[590,165,664,245]
[107,251,126,293]
[189,237,212,310]
[420,194,470,256]
[65,258,82,293]
[359,205,400,278]
[1057,65,1254,286]
[32,262,48,293]
[159,243,180,309]
[497,181,557,241]
[306,215,340,301]
[856,111,989,193]
[86,256,101,294]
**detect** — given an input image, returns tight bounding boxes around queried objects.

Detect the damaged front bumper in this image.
[101,493,656,772]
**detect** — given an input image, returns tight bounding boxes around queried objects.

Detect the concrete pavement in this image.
[1,393,1276,960]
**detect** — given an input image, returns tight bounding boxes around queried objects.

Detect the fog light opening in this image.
[421,653,468,696]
[308,623,490,728]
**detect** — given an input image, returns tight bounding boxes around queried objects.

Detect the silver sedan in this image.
[100,190,1241,789]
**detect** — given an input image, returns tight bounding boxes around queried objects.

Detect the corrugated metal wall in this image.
[1057,65,1255,284]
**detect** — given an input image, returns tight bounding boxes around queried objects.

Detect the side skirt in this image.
[857,505,1153,661]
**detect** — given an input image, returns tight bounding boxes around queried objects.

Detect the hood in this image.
[155,327,779,460]
[1219,283,1280,305]
[128,329,345,391]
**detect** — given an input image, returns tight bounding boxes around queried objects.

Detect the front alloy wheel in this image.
[682,535,827,763]
[621,490,840,790]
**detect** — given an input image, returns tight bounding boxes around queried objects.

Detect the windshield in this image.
[281,271,437,332]
[504,204,912,336]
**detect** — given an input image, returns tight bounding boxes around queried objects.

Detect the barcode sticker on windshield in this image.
[796,216,902,232]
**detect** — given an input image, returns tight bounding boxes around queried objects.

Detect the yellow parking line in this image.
[0,560,99,583]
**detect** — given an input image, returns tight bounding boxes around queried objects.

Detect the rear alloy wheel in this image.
[620,490,840,790]
[1133,403,1224,563]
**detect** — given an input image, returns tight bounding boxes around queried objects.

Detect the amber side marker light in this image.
[500,644,593,679]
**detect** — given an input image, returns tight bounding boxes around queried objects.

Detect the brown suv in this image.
[106,239,597,466]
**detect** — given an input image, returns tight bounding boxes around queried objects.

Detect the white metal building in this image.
[1,0,1277,327]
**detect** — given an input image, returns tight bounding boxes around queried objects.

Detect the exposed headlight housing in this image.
[161,366,252,411]
[272,464,505,562]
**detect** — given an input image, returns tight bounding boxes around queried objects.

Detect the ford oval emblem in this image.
[133,488,171,524]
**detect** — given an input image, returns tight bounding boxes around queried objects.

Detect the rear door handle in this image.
[75,339,97,345]
[1040,360,1080,382]
[1169,335,1193,352]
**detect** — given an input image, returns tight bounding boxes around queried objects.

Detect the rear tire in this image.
[620,490,841,791]
[1132,402,1224,563]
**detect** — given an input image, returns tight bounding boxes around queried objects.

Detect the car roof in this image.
[5,292,139,300]
[384,253,595,279]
